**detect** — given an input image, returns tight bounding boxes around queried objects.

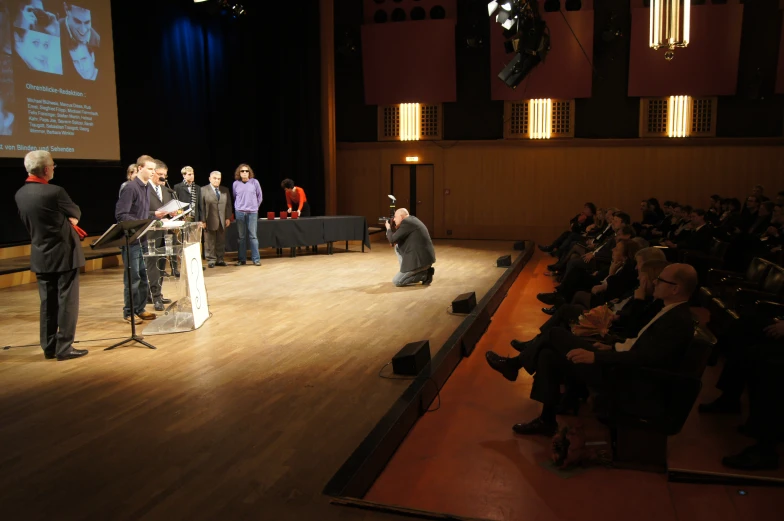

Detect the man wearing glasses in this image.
[15,150,87,360]
[503,263,698,436]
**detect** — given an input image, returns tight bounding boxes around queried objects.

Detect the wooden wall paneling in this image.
[337,141,784,244]
[415,165,435,234]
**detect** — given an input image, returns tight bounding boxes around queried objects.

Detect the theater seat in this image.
[604,326,716,472]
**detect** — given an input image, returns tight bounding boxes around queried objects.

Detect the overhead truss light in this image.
[490,1,550,89]
[650,0,690,58]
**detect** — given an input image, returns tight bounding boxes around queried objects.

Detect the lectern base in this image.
[142,310,196,335]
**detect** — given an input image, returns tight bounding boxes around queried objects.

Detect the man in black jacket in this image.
[14,150,87,361]
[503,263,698,436]
[173,166,201,222]
[146,161,177,310]
[385,208,436,286]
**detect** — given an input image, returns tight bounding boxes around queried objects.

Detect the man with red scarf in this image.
[14,150,88,361]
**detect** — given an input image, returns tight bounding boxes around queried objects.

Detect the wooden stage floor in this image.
[0,240,517,521]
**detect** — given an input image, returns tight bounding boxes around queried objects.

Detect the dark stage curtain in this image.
[0,0,324,245]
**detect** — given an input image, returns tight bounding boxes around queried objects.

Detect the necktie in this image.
[189,184,197,218]
[155,185,162,201]
[214,187,220,201]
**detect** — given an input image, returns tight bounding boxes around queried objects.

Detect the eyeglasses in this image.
[240,169,249,173]
[655,276,677,285]
[50,163,57,169]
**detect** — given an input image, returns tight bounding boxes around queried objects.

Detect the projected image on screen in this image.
[0,0,120,160]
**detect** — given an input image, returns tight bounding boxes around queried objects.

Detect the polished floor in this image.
[0,240,517,521]
[365,253,784,521]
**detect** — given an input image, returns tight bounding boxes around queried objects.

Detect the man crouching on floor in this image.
[385,208,435,287]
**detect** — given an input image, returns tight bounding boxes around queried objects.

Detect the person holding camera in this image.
[385,208,435,287]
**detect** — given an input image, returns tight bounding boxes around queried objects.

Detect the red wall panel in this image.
[489,10,594,101]
[361,19,457,105]
[628,5,743,97]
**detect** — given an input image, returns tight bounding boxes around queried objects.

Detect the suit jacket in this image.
[173,181,201,222]
[147,183,176,239]
[386,216,436,273]
[604,261,639,302]
[595,302,695,368]
[15,182,85,274]
[678,224,713,253]
[201,184,232,231]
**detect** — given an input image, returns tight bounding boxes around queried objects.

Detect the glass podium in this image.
[142,222,210,335]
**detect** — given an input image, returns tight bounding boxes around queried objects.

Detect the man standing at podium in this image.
[115,155,158,323]
[15,150,88,361]
[146,160,177,311]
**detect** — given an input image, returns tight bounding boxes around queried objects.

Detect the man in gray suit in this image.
[200,171,232,268]
[385,208,436,286]
[14,150,87,361]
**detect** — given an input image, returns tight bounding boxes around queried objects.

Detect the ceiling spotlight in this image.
[488,1,499,16]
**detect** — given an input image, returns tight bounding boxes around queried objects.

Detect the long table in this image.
[225,216,371,255]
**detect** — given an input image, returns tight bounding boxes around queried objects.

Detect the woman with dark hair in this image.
[281,178,311,217]
[232,163,263,266]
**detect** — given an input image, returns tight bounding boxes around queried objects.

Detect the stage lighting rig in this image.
[490,1,550,89]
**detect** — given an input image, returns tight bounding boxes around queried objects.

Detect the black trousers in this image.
[36,269,79,357]
[292,201,311,217]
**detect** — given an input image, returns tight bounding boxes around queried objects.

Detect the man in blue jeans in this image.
[115,155,160,323]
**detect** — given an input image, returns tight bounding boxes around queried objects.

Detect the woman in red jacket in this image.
[281,178,311,216]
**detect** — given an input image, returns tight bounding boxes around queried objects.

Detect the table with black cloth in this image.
[224,216,371,257]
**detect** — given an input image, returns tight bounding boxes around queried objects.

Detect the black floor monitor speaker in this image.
[452,292,477,314]
[497,254,512,267]
[392,340,431,376]
[514,241,525,250]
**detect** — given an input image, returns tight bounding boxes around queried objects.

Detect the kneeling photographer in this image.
[385,208,435,287]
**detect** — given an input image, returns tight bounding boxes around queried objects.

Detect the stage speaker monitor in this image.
[392,340,431,376]
[514,241,525,251]
[497,255,512,267]
[452,292,476,314]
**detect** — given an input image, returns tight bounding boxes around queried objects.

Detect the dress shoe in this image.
[208,262,215,268]
[138,311,157,320]
[542,306,557,315]
[216,261,227,266]
[422,267,435,285]
[537,292,560,305]
[698,397,741,414]
[513,417,558,436]
[56,348,88,361]
[173,270,181,277]
[538,244,553,253]
[44,352,56,360]
[159,297,172,304]
[510,339,531,352]
[485,351,520,382]
[722,444,779,471]
[124,315,144,323]
[154,300,165,312]
[161,271,171,277]
[237,261,246,266]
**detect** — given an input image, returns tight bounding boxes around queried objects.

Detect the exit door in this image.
[391,164,434,234]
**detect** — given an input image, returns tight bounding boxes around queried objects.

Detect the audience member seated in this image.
[571,239,641,310]
[537,224,635,313]
[539,203,597,255]
[486,264,698,436]
[545,209,621,276]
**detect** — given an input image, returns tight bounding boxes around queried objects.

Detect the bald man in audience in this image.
[495,263,698,436]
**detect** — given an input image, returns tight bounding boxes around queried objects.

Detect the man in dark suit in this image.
[663,208,713,255]
[385,208,436,286]
[14,150,87,361]
[171,166,200,276]
[173,166,201,223]
[495,263,698,436]
[146,161,177,311]
[200,171,232,268]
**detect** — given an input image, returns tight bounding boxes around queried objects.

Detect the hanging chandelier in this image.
[649,0,690,57]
